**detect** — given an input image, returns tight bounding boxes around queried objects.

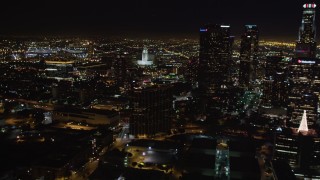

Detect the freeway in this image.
[118,124,129,139]
[69,159,99,180]
[162,48,190,59]
[4,98,54,111]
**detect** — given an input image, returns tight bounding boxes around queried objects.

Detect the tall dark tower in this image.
[129,84,173,137]
[262,55,288,107]
[112,53,129,88]
[198,24,233,113]
[295,3,317,58]
[239,25,259,87]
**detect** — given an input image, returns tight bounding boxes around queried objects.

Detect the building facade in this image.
[239,25,259,87]
[289,3,319,128]
[198,24,233,114]
[129,84,173,136]
[287,58,319,128]
[262,55,288,107]
[295,3,317,58]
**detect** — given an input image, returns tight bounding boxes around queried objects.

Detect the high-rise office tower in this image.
[239,25,259,87]
[274,128,318,171]
[287,58,319,128]
[262,55,288,107]
[185,56,199,85]
[113,53,129,87]
[274,3,320,178]
[274,121,320,175]
[288,3,319,128]
[295,3,317,58]
[129,84,173,137]
[198,24,233,113]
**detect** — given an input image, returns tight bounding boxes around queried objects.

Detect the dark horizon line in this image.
[0,32,302,43]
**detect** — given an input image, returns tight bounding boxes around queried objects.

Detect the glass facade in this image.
[295,3,317,58]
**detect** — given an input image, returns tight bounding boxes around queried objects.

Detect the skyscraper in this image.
[129,84,173,137]
[262,55,288,107]
[185,56,199,85]
[274,4,320,177]
[239,25,259,87]
[295,3,317,58]
[298,110,309,133]
[287,58,319,128]
[113,53,129,87]
[198,24,233,113]
[288,3,319,128]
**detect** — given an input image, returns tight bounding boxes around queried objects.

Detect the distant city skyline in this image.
[0,0,317,41]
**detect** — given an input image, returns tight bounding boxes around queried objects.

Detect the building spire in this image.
[298,110,309,132]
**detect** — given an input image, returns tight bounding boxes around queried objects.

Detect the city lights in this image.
[0,1,320,180]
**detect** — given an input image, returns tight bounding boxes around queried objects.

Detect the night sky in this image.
[0,0,317,41]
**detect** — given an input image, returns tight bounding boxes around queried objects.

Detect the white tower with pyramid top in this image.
[298,110,309,132]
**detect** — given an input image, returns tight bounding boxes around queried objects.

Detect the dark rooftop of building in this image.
[90,166,167,180]
[272,160,296,180]
[183,153,215,169]
[228,138,256,154]
[190,137,217,149]
[229,157,260,179]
